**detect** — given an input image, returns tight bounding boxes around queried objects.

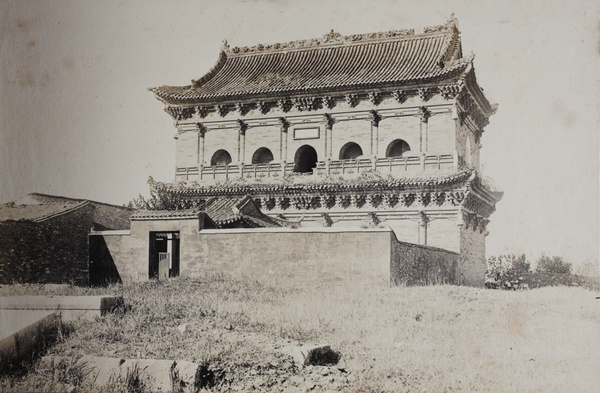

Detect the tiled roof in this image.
[171,170,477,197]
[203,197,241,224]
[203,196,282,227]
[131,209,203,220]
[150,18,467,104]
[0,201,90,223]
[130,197,282,228]
[11,193,133,230]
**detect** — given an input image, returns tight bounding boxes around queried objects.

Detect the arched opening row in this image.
[209,140,411,173]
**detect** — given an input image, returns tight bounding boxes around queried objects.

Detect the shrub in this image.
[535,255,571,275]
[486,253,530,285]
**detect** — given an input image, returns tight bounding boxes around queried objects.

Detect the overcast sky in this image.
[1,0,598,266]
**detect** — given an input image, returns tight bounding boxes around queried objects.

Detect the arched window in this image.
[210,149,232,166]
[339,142,363,160]
[293,145,318,173]
[385,139,410,157]
[251,147,274,164]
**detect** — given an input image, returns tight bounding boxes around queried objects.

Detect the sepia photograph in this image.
[0,0,598,392]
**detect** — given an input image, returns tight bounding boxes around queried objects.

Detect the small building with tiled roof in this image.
[137,17,503,286]
[0,194,133,285]
[89,194,286,283]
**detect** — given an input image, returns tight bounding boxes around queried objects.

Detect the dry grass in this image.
[1,275,599,392]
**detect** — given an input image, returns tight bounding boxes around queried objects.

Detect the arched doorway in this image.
[339,142,363,160]
[293,145,318,173]
[210,149,232,166]
[251,147,274,164]
[385,139,410,157]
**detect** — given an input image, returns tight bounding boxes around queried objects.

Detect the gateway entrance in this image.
[149,231,180,279]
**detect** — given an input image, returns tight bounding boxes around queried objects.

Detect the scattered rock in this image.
[176,323,188,334]
[289,345,339,368]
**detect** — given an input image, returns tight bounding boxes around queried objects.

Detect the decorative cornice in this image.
[251,190,468,212]
[215,104,229,117]
[235,103,249,116]
[345,94,359,108]
[165,106,194,121]
[457,91,487,129]
[323,96,336,109]
[277,99,292,113]
[196,105,209,118]
[368,92,382,106]
[256,101,270,114]
[391,90,407,103]
[293,97,319,111]
[417,87,432,102]
[438,85,461,100]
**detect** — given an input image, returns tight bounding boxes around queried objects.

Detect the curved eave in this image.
[150,63,469,106]
[165,170,476,196]
[467,176,503,205]
[461,61,498,118]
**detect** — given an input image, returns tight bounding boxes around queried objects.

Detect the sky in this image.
[0,0,598,267]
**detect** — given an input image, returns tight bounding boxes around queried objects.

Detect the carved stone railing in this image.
[175,152,460,183]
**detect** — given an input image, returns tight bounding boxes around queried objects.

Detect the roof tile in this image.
[150,19,466,104]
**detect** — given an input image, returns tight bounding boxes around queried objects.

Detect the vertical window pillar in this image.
[368,110,380,157]
[197,123,206,168]
[418,106,431,152]
[237,120,247,164]
[323,114,335,159]
[278,117,289,163]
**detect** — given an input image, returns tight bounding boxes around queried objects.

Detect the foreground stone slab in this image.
[0,311,60,374]
[120,359,176,392]
[175,359,202,391]
[0,296,124,321]
[79,356,125,386]
[41,355,203,391]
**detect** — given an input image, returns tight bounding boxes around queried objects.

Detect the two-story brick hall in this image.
[146,17,502,285]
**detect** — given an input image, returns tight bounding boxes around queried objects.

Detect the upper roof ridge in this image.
[221,16,458,58]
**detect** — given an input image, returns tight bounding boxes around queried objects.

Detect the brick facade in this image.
[0,204,95,285]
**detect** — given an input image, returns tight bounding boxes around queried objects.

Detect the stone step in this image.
[0,296,124,321]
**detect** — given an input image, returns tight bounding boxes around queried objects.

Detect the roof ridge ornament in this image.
[322,29,343,43]
[223,27,418,56]
[424,13,459,34]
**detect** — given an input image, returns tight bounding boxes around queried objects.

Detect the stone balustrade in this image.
[175,152,460,184]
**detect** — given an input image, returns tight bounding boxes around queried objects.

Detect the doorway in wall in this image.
[149,231,180,279]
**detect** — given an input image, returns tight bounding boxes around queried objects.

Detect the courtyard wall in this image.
[91,225,465,286]
[0,205,95,286]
